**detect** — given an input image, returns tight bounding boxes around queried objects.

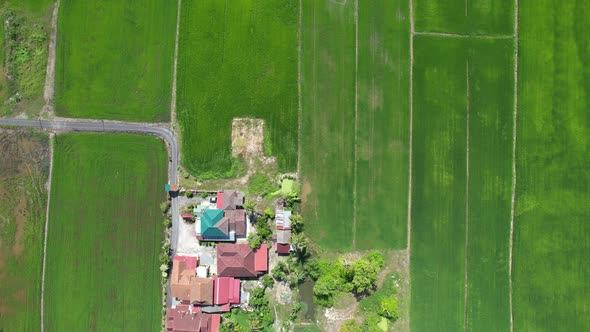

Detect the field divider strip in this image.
[407,0,415,329]
[352,0,359,250]
[413,31,513,39]
[463,61,471,332]
[170,0,182,132]
[40,133,55,332]
[42,0,60,116]
[297,0,303,176]
[509,1,519,332]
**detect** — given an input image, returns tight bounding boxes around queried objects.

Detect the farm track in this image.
[351,0,359,250]
[297,0,302,175]
[509,1,520,332]
[42,0,60,116]
[407,0,415,330]
[170,0,182,135]
[40,133,54,332]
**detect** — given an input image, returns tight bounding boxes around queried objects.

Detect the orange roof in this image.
[170,257,213,305]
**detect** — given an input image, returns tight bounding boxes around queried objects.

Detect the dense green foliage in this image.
[301,0,409,251]
[413,0,514,35]
[247,172,274,197]
[177,0,298,176]
[221,287,274,332]
[55,0,176,121]
[411,36,513,331]
[513,1,590,330]
[0,131,48,331]
[45,134,167,331]
[310,252,384,307]
[0,0,52,116]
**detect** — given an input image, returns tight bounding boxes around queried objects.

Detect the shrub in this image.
[248,172,274,196]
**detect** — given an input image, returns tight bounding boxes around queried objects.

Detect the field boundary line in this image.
[297,0,302,176]
[463,61,471,332]
[42,0,60,117]
[509,1,519,332]
[407,0,415,329]
[352,0,359,250]
[413,31,513,39]
[170,0,182,136]
[40,133,55,332]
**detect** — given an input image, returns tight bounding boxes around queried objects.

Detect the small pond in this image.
[299,280,316,320]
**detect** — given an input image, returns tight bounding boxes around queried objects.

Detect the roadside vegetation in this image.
[0,0,53,117]
[0,129,49,331]
[44,133,168,331]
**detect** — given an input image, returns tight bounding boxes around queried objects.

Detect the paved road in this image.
[0,118,181,306]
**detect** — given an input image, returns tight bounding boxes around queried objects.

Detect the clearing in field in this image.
[0,129,49,332]
[55,0,177,122]
[513,1,590,330]
[44,134,168,331]
[176,0,298,177]
[301,0,409,251]
[413,0,515,36]
[410,36,513,332]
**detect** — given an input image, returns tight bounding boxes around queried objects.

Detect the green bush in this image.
[248,173,274,196]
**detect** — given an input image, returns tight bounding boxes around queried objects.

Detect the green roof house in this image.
[196,209,235,241]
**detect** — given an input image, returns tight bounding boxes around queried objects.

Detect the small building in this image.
[166,184,180,194]
[182,213,194,221]
[276,209,292,230]
[213,276,240,306]
[216,243,268,278]
[275,243,294,255]
[276,229,291,244]
[216,190,244,210]
[165,305,220,332]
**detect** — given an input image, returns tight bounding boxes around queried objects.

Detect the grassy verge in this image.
[0,129,49,331]
[45,133,167,331]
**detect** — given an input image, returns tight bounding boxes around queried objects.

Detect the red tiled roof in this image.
[227,209,246,237]
[174,256,198,270]
[276,243,291,254]
[217,243,266,277]
[213,276,240,305]
[166,305,214,332]
[254,244,268,272]
[210,314,221,332]
[182,213,193,220]
[216,192,224,209]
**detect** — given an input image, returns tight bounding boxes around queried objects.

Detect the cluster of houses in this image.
[165,243,268,332]
[165,190,268,332]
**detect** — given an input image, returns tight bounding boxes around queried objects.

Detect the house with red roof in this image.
[213,276,240,306]
[165,305,220,332]
[217,243,268,278]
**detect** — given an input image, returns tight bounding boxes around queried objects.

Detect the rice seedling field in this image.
[55,0,177,122]
[301,0,410,251]
[176,0,298,177]
[410,36,513,331]
[0,129,49,332]
[44,134,167,332]
[413,0,514,35]
[513,1,590,331]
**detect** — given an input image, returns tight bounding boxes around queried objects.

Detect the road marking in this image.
[509,1,519,331]
[463,61,471,332]
[413,31,513,39]
[352,0,359,250]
